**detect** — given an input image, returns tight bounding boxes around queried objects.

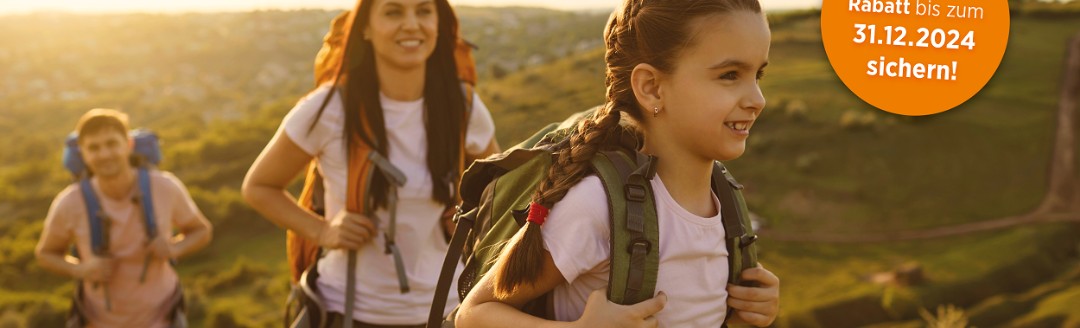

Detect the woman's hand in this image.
[316,210,377,250]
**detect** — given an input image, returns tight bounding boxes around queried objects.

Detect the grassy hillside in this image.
[1,7,1079,327]
[476,10,1080,326]
[0,8,611,327]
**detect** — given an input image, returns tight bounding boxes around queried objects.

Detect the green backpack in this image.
[427,108,760,327]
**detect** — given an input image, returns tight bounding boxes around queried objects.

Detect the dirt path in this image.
[761,213,1079,243]
[760,32,1080,244]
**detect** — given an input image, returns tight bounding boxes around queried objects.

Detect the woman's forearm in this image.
[242,184,324,241]
[242,132,324,241]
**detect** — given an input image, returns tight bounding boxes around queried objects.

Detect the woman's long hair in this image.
[310,0,467,209]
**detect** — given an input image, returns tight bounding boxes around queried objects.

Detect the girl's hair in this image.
[493,0,762,297]
[310,0,467,208]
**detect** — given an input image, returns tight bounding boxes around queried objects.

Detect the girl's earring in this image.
[653,106,659,118]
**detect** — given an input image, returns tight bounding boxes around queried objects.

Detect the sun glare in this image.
[0,0,819,14]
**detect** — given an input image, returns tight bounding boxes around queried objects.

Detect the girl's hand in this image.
[574,289,667,328]
[726,265,780,327]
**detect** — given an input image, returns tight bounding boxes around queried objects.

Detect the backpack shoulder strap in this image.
[77,170,159,256]
[345,142,409,327]
[428,205,478,328]
[712,161,758,327]
[593,150,660,305]
[78,178,106,256]
[135,168,177,280]
[137,168,157,241]
[712,161,759,286]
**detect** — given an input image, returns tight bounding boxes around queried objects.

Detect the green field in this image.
[1,6,1079,327]
[478,11,1080,326]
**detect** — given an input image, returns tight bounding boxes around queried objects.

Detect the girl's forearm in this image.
[457,300,576,328]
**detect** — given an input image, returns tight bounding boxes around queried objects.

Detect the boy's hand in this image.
[147,235,175,260]
[76,256,115,283]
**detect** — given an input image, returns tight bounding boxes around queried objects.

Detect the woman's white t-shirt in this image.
[541,174,730,327]
[281,85,495,324]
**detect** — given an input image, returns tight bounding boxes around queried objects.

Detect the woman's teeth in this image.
[398,40,421,47]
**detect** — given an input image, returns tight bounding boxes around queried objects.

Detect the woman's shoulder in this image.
[286,84,344,128]
[297,84,342,112]
[307,83,337,100]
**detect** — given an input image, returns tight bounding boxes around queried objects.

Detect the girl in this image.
[242,0,499,326]
[456,0,778,327]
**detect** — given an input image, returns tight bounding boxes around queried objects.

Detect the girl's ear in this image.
[631,63,663,114]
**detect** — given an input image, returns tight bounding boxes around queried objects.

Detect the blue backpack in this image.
[63,129,162,178]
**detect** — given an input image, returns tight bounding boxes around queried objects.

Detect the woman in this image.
[242,0,499,326]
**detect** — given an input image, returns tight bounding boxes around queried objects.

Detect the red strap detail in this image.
[526,202,549,226]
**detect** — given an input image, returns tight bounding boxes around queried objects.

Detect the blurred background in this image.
[0,0,1078,327]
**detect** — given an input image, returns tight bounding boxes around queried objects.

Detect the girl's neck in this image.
[640,129,717,218]
[376,59,426,101]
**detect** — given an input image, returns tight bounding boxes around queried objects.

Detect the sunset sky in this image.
[0,0,821,14]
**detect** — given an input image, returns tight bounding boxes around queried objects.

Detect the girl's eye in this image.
[385,9,402,17]
[756,70,766,80]
[418,7,433,15]
[720,71,739,80]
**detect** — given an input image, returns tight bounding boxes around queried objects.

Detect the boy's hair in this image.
[75,108,130,142]
[494,0,762,297]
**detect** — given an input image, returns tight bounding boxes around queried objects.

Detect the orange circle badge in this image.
[821,0,1010,116]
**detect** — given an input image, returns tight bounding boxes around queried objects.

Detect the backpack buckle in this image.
[719,165,744,190]
[625,184,647,202]
[738,234,758,247]
[454,207,477,225]
[627,238,652,254]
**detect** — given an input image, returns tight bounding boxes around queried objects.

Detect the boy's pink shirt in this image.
[42,171,201,328]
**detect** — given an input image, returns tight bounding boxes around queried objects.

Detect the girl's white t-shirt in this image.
[281,85,495,324]
[541,174,730,327]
